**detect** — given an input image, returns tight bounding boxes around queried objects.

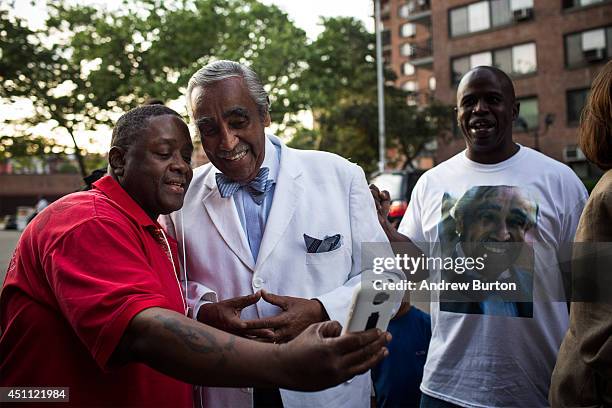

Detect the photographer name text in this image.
[372,279,517,292]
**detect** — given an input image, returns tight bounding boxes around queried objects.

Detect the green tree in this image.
[47,0,308,122]
[290,17,451,175]
[1,0,308,176]
[0,7,90,176]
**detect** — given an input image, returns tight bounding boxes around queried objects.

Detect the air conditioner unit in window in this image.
[563,145,586,163]
[583,48,605,63]
[513,8,533,21]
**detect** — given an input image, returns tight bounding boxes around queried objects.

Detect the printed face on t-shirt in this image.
[439,185,538,318]
[456,186,537,265]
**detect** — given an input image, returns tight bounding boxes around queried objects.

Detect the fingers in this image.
[369,184,381,197]
[370,184,392,220]
[243,328,276,339]
[345,343,389,377]
[316,320,343,339]
[242,315,286,330]
[339,331,390,378]
[223,315,249,332]
[369,184,391,202]
[341,331,390,368]
[226,291,262,309]
[270,327,297,344]
[261,290,289,310]
[332,328,388,354]
[379,189,390,202]
[369,185,383,211]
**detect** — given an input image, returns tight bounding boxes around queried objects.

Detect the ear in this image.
[263,111,271,127]
[108,146,126,177]
[512,101,520,122]
[455,219,464,236]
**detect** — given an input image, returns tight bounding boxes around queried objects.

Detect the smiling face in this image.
[190,76,270,183]
[457,186,536,272]
[114,114,194,220]
[457,67,520,164]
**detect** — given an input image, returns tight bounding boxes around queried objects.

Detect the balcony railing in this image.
[400,0,431,22]
[407,39,432,63]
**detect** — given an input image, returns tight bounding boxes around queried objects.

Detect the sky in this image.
[4,0,375,153]
[259,0,374,40]
[11,0,374,39]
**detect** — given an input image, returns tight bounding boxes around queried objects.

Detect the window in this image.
[563,0,606,9]
[399,0,430,17]
[452,56,471,84]
[451,42,537,84]
[429,76,437,91]
[471,51,492,67]
[491,0,512,27]
[512,43,537,74]
[493,48,512,73]
[449,0,533,37]
[567,88,589,125]
[515,97,538,130]
[565,26,612,67]
[583,28,606,50]
[401,43,415,57]
[402,81,418,92]
[468,2,490,32]
[382,30,391,47]
[400,23,416,38]
[402,62,415,75]
[450,7,469,36]
[511,0,533,9]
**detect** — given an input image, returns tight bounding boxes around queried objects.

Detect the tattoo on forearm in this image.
[154,313,237,368]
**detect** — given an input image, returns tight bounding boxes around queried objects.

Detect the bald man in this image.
[371,66,587,407]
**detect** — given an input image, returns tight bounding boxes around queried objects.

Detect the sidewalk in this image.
[0,230,21,283]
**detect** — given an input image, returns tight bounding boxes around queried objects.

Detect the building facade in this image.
[381,0,611,174]
[381,0,435,106]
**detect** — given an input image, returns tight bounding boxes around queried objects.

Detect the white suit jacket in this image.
[161,135,399,408]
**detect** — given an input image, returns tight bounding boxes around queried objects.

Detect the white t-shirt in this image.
[398,146,587,408]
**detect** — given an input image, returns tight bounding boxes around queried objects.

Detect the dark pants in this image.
[420,394,463,408]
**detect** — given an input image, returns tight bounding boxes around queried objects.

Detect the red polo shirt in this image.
[0,176,192,407]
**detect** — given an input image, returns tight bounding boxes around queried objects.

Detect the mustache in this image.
[217,143,249,159]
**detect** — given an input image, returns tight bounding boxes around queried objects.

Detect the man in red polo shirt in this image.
[0,105,390,407]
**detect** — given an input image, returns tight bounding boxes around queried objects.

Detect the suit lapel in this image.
[201,169,255,270]
[256,141,303,270]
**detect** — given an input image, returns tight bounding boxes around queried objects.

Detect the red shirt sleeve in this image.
[43,216,175,370]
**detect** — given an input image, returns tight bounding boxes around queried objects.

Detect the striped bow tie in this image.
[215,167,273,205]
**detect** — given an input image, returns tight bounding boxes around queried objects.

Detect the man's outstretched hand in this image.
[242,290,329,343]
[279,321,391,391]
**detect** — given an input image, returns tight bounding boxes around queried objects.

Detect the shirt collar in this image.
[93,175,157,228]
[261,134,280,184]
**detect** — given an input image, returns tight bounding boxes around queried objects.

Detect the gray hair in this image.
[450,185,538,228]
[186,60,270,120]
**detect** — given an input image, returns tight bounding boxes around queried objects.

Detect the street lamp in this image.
[374,0,386,173]
[516,113,554,152]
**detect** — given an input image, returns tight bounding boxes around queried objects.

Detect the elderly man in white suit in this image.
[161,60,401,408]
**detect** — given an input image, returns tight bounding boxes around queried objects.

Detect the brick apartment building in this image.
[381,0,435,106]
[380,0,611,175]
